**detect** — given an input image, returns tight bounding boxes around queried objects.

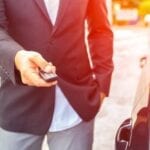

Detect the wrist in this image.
[14,50,26,71]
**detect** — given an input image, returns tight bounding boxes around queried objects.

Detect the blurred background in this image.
[92,0,150,150]
[108,0,150,26]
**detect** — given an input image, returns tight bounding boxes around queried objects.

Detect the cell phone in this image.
[39,70,58,82]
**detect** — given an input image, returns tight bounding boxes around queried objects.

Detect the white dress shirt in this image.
[44,0,82,132]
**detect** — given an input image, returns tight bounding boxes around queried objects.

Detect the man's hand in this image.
[100,92,106,103]
[15,50,57,87]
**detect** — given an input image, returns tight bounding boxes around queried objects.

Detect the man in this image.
[0,0,113,150]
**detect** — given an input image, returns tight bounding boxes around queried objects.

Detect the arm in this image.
[0,0,24,84]
[0,0,56,87]
[86,0,114,97]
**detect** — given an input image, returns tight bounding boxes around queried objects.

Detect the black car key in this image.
[39,70,58,82]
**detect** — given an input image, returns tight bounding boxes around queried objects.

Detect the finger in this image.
[23,69,57,87]
[28,80,57,87]
[51,66,56,74]
[32,77,57,87]
[29,52,53,73]
[29,77,57,87]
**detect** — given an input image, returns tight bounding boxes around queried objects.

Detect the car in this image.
[138,0,150,26]
[115,56,150,150]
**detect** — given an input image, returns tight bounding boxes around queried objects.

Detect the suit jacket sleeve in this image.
[0,0,24,84]
[86,0,114,96]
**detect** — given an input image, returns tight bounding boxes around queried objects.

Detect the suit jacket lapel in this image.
[34,0,53,25]
[52,0,70,34]
[34,0,70,34]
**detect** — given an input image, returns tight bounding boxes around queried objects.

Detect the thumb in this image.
[29,52,52,72]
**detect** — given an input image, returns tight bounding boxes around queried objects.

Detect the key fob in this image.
[39,70,58,82]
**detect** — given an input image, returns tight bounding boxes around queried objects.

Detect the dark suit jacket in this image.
[0,0,113,135]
